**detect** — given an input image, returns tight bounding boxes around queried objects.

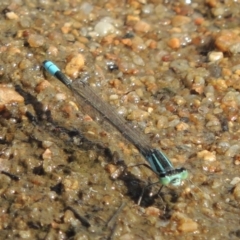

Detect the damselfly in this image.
[42,60,188,204]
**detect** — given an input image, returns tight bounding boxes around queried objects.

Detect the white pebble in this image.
[230,177,240,185]
[109,94,119,100]
[94,20,115,37]
[208,51,223,62]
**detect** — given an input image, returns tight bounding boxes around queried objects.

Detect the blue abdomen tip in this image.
[42,60,60,75]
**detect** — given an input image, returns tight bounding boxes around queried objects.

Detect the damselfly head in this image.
[160,168,188,186]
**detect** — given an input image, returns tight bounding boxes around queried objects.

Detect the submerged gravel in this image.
[1,0,240,239]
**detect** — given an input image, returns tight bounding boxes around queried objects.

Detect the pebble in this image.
[94,18,116,37]
[35,80,51,93]
[206,0,217,7]
[62,177,79,191]
[208,51,224,62]
[233,182,240,201]
[27,34,45,48]
[133,20,151,33]
[171,212,198,233]
[167,37,181,49]
[197,150,216,162]
[215,30,240,53]
[0,85,24,110]
[65,54,85,78]
[42,148,52,160]
[145,206,161,217]
[127,109,149,121]
[156,116,168,129]
[6,11,18,20]
[18,230,32,239]
[176,121,189,131]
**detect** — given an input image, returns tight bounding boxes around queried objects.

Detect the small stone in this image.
[156,116,168,129]
[42,149,52,160]
[208,51,223,62]
[105,164,117,175]
[61,22,72,34]
[0,85,24,106]
[109,94,119,100]
[6,11,19,20]
[215,30,240,53]
[63,209,75,223]
[233,182,240,200]
[35,80,51,93]
[145,206,161,217]
[176,122,189,131]
[65,54,85,78]
[94,21,115,37]
[178,221,198,233]
[42,141,53,149]
[171,212,198,233]
[167,37,180,49]
[27,34,45,48]
[62,178,79,191]
[206,0,217,7]
[134,20,151,33]
[127,109,149,121]
[197,150,216,162]
[126,15,140,25]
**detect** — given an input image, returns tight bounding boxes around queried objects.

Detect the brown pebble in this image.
[171,211,198,233]
[126,15,140,25]
[233,182,240,200]
[61,22,72,34]
[215,30,240,53]
[0,85,24,105]
[206,0,218,7]
[105,164,117,174]
[167,37,181,49]
[121,38,132,47]
[194,17,204,25]
[35,80,51,93]
[145,206,161,217]
[197,150,216,162]
[65,54,85,78]
[176,122,189,131]
[134,20,151,33]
